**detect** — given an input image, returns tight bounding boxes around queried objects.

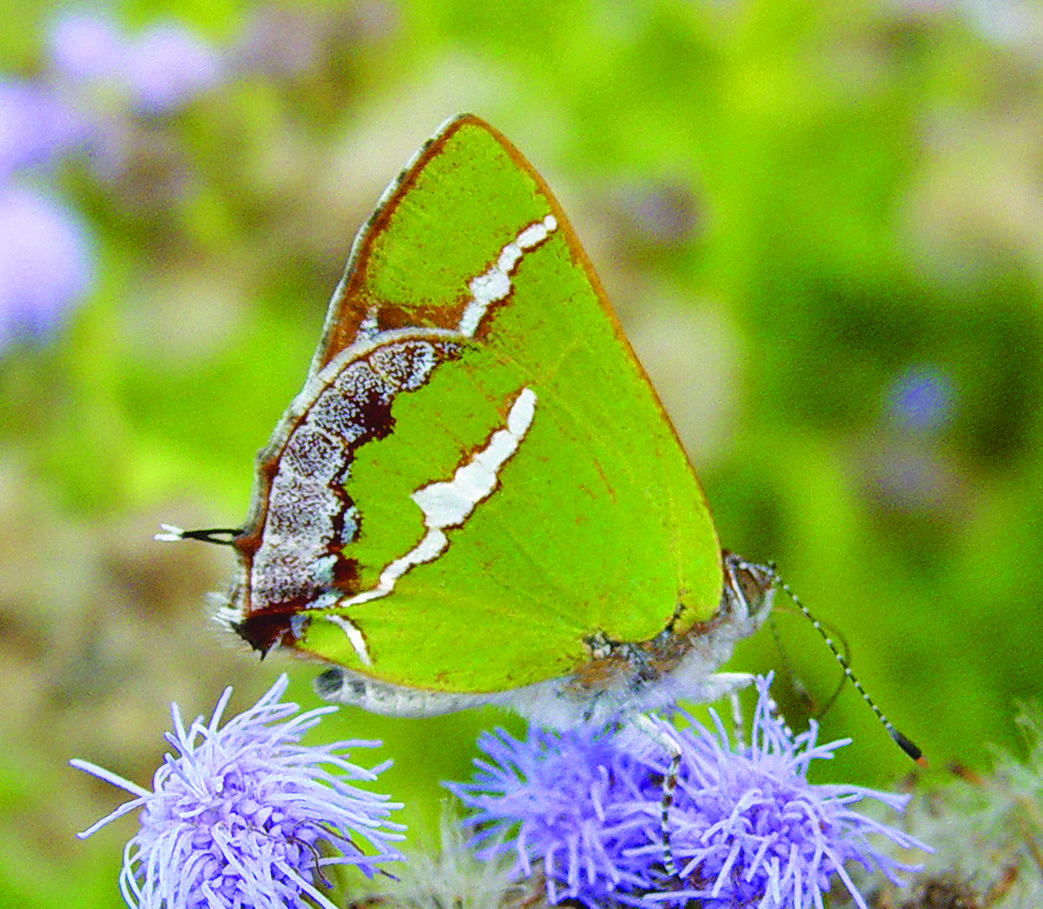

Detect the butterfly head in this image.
[718,550,777,636]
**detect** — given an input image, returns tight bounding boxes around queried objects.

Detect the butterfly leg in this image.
[636,672,758,879]
[631,713,683,879]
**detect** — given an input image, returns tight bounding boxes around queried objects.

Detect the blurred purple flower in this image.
[46,11,124,84]
[0,80,86,177]
[47,10,223,115]
[448,675,927,909]
[0,185,92,349]
[72,674,404,909]
[886,365,956,433]
[124,22,223,114]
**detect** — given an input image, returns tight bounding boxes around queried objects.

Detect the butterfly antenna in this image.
[813,619,851,717]
[155,524,240,545]
[770,562,927,768]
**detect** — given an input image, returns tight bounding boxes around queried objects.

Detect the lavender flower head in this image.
[47,11,224,115]
[0,185,92,347]
[0,79,86,177]
[448,674,927,909]
[886,365,956,434]
[73,674,404,909]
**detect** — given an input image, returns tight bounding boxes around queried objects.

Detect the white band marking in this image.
[460,214,557,337]
[411,386,536,525]
[319,214,556,663]
[326,387,538,660]
[324,613,376,666]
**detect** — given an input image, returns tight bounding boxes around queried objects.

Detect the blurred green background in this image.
[3,0,1042,906]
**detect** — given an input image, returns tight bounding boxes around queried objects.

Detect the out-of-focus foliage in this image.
[2,2,1041,907]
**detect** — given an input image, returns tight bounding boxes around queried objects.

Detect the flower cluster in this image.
[0,75,91,349]
[48,12,222,116]
[0,11,221,353]
[448,675,928,909]
[73,675,403,909]
[74,668,932,909]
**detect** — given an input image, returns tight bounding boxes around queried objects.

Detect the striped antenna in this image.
[770,562,927,768]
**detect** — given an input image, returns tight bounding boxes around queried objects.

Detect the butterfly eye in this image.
[721,551,777,624]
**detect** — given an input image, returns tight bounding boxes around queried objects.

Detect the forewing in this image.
[232,116,723,693]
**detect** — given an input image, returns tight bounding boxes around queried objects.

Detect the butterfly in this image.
[163,114,776,729]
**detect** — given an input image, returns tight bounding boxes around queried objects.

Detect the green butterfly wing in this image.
[231,115,722,694]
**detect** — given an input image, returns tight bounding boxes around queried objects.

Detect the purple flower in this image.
[72,675,404,909]
[0,79,86,177]
[0,185,92,349]
[47,11,223,115]
[886,365,956,434]
[448,675,927,909]
[123,21,223,114]
[46,12,125,85]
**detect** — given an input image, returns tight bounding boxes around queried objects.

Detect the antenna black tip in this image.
[774,565,927,768]
[892,729,927,768]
